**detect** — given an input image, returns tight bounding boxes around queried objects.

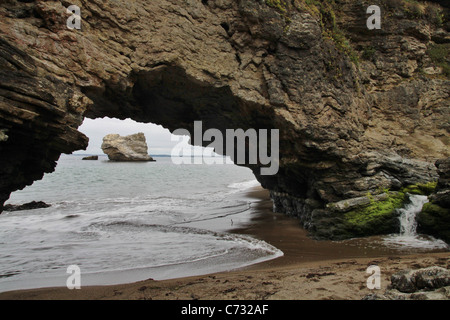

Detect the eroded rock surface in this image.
[101,133,154,162]
[0,0,449,237]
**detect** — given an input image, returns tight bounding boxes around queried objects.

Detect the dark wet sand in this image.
[0,187,448,300]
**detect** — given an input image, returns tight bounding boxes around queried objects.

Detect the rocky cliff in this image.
[0,0,449,239]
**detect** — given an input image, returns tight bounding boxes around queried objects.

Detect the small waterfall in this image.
[398,194,429,237]
[383,194,449,249]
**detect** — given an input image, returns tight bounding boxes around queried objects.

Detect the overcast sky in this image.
[74,117,207,156]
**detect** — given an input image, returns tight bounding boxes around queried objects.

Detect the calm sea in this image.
[0,155,282,292]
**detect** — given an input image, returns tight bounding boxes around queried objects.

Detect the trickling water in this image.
[398,194,428,237]
[383,194,449,250]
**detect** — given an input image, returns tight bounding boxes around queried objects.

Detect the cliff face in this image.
[0,0,449,237]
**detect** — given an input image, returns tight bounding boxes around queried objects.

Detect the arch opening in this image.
[2,116,281,291]
[78,64,284,191]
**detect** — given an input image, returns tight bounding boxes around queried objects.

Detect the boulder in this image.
[364,267,450,300]
[101,133,155,162]
[390,266,450,293]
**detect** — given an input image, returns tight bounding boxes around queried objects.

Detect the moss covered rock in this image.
[417,202,450,244]
[402,182,437,195]
[310,182,442,240]
[341,192,407,238]
[310,191,408,240]
[416,158,450,244]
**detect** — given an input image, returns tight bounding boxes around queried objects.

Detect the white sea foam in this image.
[227,179,260,192]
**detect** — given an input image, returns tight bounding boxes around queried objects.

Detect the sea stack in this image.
[101,133,155,162]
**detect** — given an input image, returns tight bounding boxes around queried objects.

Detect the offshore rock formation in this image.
[101,133,154,162]
[0,0,449,238]
[82,155,98,160]
[3,201,51,212]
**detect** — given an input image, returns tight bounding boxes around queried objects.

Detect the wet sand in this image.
[1,251,447,300]
[231,188,448,269]
[0,187,448,300]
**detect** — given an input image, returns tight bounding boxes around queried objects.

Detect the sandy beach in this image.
[0,188,448,300]
[0,253,447,300]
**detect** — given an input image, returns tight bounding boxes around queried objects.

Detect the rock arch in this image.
[1,0,448,239]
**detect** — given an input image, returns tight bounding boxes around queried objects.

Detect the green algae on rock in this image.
[311,191,407,240]
[402,182,438,195]
[311,181,441,240]
[343,192,407,236]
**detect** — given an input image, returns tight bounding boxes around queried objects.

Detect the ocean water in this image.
[0,155,282,292]
[1,155,448,293]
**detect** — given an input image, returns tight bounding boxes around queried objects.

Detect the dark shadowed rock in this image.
[417,158,450,244]
[3,201,51,212]
[82,155,98,160]
[431,158,450,208]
